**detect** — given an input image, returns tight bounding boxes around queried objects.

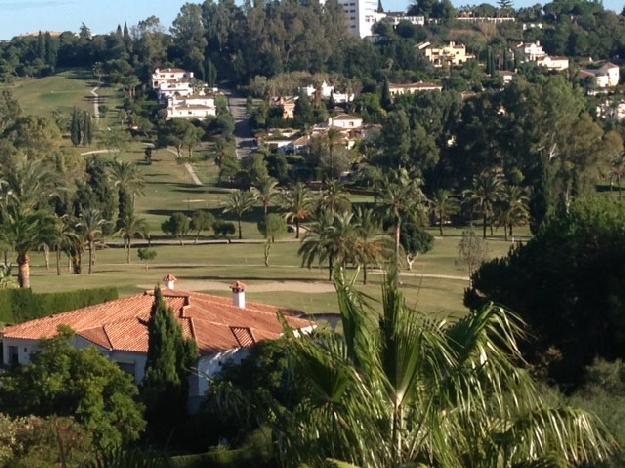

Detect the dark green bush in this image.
[0,287,118,324]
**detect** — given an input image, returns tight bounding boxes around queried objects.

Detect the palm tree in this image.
[353,206,391,284]
[108,159,145,230]
[281,183,313,239]
[251,177,279,217]
[430,189,459,236]
[223,191,256,239]
[298,211,358,280]
[48,216,78,276]
[0,157,56,211]
[497,185,530,240]
[0,206,55,288]
[76,209,107,275]
[463,169,503,238]
[317,180,351,216]
[116,213,148,263]
[274,273,615,467]
[378,169,426,260]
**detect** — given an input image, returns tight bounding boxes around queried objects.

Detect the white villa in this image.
[167,95,217,120]
[516,42,569,71]
[388,81,443,96]
[579,62,620,89]
[417,41,474,68]
[536,55,569,71]
[300,81,356,104]
[1,277,313,411]
[152,68,217,120]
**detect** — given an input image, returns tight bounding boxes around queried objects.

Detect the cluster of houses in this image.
[261,114,379,154]
[1,276,314,411]
[151,68,218,120]
[263,78,443,153]
[515,41,569,71]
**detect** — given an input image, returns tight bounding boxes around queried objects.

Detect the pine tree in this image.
[70,107,82,146]
[142,287,198,441]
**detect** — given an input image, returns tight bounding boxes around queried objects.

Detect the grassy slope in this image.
[3,69,520,317]
[0,69,96,115]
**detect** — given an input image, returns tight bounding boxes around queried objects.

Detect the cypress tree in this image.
[82,111,93,145]
[381,78,393,111]
[142,287,198,442]
[70,107,82,146]
[116,24,123,38]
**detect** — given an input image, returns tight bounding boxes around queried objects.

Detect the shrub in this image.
[0,287,118,324]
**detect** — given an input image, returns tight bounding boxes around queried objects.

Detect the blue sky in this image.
[0,0,622,40]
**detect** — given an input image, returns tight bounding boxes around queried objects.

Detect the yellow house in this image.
[417,41,474,68]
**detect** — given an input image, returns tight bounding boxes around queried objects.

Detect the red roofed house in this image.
[1,276,313,409]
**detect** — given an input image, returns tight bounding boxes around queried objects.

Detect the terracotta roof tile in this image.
[1,289,312,355]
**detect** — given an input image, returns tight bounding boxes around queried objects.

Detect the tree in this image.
[430,189,459,236]
[353,206,390,284]
[190,210,215,243]
[76,208,107,275]
[257,213,287,267]
[317,180,351,216]
[116,213,148,264]
[274,273,614,467]
[463,169,503,238]
[299,211,358,280]
[142,288,198,443]
[378,169,426,260]
[467,198,625,387]
[400,223,433,271]
[170,3,208,77]
[137,248,157,271]
[108,159,145,231]
[281,183,313,239]
[0,205,55,289]
[70,107,82,146]
[457,230,489,284]
[223,191,255,239]
[252,177,279,217]
[161,213,190,246]
[212,220,236,240]
[0,327,145,449]
[496,185,530,240]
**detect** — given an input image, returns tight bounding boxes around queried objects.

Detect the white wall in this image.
[2,338,39,366]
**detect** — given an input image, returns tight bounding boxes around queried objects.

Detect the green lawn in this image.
[0,69,96,115]
[23,233,516,317]
[1,69,524,319]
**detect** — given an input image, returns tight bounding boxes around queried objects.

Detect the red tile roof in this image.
[1,289,312,355]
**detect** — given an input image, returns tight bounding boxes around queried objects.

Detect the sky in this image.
[0,0,623,40]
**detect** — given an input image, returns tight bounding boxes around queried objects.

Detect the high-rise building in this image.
[320,0,384,38]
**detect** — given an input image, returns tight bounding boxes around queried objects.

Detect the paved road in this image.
[225,89,256,159]
[90,83,101,119]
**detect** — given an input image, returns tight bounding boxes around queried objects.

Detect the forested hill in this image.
[1,0,625,86]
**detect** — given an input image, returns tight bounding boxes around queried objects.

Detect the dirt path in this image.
[90,83,101,119]
[139,279,336,294]
[80,149,120,156]
[164,147,203,186]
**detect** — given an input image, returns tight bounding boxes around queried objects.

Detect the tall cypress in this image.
[70,107,82,146]
[82,111,92,145]
[142,287,198,442]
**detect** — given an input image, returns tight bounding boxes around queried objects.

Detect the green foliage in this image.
[0,414,93,467]
[137,248,157,270]
[468,197,625,388]
[161,213,191,245]
[212,220,236,239]
[273,273,615,467]
[190,210,215,242]
[0,287,118,325]
[0,330,145,449]
[142,288,198,444]
[399,223,433,270]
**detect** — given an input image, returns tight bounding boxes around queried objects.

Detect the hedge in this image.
[0,287,119,325]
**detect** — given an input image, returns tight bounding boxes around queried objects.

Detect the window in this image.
[8,346,18,365]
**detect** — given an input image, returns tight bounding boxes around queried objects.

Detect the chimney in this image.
[230,281,247,309]
[163,273,177,290]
